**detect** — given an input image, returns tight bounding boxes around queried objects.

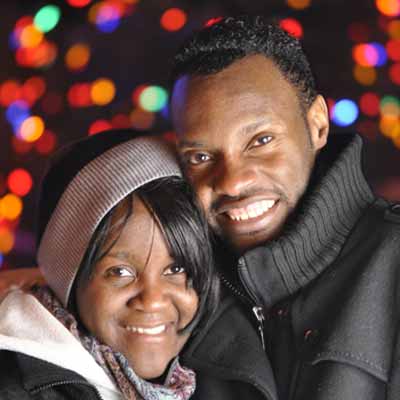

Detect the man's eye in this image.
[106,266,136,278]
[253,135,272,147]
[185,152,210,165]
[164,264,186,275]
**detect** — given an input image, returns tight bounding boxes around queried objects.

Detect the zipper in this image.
[220,257,266,350]
[31,379,104,400]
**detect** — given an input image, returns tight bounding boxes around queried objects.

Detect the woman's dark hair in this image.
[171,15,317,111]
[69,176,219,334]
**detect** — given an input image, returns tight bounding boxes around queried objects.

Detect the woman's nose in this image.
[127,279,169,312]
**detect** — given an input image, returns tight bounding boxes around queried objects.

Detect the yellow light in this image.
[353,65,377,86]
[388,20,400,39]
[65,43,91,71]
[376,0,400,16]
[19,116,45,142]
[20,25,44,48]
[286,0,312,9]
[379,115,399,137]
[0,227,15,253]
[91,78,116,105]
[0,194,23,220]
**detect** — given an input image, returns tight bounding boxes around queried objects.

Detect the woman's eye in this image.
[253,135,272,147]
[164,264,186,275]
[106,266,136,279]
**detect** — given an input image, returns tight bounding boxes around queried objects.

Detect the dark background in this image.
[0,0,399,269]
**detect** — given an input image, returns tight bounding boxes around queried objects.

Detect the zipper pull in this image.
[252,306,265,350]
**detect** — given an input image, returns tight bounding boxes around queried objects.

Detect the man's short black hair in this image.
[171,15,318,110]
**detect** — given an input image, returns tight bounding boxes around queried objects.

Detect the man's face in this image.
[171,55,328,254]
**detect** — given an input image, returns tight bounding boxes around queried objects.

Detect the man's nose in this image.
[212,159,257,198]
[127,279,169,312]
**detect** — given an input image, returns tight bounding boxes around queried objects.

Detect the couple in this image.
[1,16,400,400]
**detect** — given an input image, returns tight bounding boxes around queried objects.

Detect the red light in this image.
[389,63,400,85]
[387,39,400,61]
[205,17,223,27]
[67,0,92,7]
[0,80,21,107]
[67,83,92,107]
[7,169,33,197]
[15,16,33,30]
[160,8,187,32]
[347,22,370,43]
[111,114,131,129]
[359,92,380,116]
[131,84,147,106]
[11,136,33,154]
[88,120,112,135]
[41,92,63,115]
[35,130,57,155]
[21,76,46,105]
[279,18,303,39]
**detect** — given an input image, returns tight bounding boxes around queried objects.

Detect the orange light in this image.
[0,227,15,253]
[130,108,155,130]
[7,169,33,197]
[19,116,45,142]
[90,78,116,105]
[19,25,44,48]
[160,8,187,32]
[286,0,312,10]
[279,18,303,39]
[65,43,91,71]
[353,65,377,86]
[88,119,113,135]
[388,20,400,38]
[0,194,23,221]
[376,0,400,16]
[380,114,399,138]
[35,129,57,155]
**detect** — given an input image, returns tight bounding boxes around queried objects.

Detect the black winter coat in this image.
[227,134,400,400]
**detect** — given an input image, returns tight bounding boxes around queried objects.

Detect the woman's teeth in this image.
[126,324,166,335]
[226,200,276,221]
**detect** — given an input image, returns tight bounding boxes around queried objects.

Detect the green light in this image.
[139,86,168,112]
[34,5,61,33]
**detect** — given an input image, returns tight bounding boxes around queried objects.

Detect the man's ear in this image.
[307,94,329,151]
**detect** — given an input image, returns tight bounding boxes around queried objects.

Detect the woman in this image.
[0,129,219,399]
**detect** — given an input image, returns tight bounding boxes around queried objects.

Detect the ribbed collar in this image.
[241,133,375,309]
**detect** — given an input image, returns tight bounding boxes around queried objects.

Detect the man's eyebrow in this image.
[238,119,271,136]
[178,139,206,149]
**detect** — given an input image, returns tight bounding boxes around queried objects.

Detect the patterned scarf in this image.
[32,286,196,400]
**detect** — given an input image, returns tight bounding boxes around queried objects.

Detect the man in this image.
[170,16,400,400]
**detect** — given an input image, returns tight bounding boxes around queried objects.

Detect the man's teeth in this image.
[126,324,166,335]
[227,200,276,221]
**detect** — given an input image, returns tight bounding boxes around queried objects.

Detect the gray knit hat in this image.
[37,130,182,306]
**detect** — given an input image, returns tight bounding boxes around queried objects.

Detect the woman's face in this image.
[76,195,199,379]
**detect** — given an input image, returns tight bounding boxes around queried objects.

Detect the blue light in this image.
[370,42,387,67]
[95,6,121,33]
[6,100,31,132]
[332,99,359,127]
[0,253,3,269]
[8,31,20,50]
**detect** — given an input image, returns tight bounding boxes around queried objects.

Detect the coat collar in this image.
[241,133,375,309]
